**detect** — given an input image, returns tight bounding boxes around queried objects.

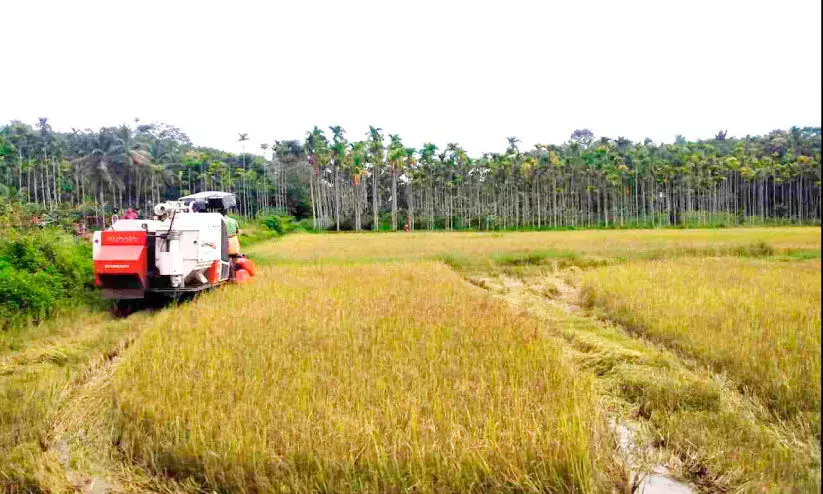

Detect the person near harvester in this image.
[223,211,241,255]
[220,210,255,281]
[220,209,243,280]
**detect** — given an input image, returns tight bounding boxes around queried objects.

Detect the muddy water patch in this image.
[609,419,695,493]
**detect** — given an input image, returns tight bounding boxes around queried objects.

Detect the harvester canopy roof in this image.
[179,191,237,211]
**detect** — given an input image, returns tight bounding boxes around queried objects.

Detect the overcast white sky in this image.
[1,0,820,157]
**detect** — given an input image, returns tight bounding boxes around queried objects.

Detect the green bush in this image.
[261,215,284,234]
[259,215,296,235]
[0,266,62,325]
[0,228,94,329]
[239,228,278,246]
[297,218,316,232]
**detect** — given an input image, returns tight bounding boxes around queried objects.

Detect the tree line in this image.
[1,119,820,230]
[0,119,292,223]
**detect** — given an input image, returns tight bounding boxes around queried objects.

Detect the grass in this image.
[108,262,609,492]
[581,258,822,423]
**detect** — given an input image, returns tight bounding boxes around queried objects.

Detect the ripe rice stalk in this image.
[110,262,609,492]
[581,258,821,424]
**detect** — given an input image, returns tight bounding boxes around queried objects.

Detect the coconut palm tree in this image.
[106,125,152,207]
[71,129,134,223]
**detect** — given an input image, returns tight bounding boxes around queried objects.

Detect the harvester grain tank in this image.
[92,191,254,305]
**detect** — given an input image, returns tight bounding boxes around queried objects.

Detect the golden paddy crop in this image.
[4,227,820,492]
[111,262,607,492]
[581,258,822,421]
[251,227,821,264]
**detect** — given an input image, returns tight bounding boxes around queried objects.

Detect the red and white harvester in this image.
[92,191,254,306]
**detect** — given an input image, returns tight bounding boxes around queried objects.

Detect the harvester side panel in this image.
[93,231,149,299]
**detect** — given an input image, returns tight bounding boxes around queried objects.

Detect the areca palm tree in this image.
[403,146,417,230]
[366,126,384,230]
[506,136,520,155]
[347,141,367,230]
[304,129,319,228]
[387,134,405,231]
[329,126,346,231]
[304,127,332,228]
[36,117,59,207]
[259,143,271,211]
[238,133,250,214]
[3,118,821,229]
[443,143,467,230]
[418,143,438,229]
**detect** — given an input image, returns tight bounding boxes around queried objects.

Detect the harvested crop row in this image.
[0,309,156,492]
[581,258,822,423]
[110,262,608,493]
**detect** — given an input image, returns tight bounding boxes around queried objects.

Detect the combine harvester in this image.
[92,191,255,312]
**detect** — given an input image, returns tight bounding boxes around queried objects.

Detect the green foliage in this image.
[258,212,298,235]
[2,118,821,231]
[0,267,61,324]
[296,218,317,232]
[0,229,94,329]
[238,228,277,246]
[261,215,285,234]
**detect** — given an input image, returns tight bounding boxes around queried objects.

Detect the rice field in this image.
[111,263,606,492]
[0,309,154,491]
[469,265,821,491]
[2,227,820,493]
[250,227,821,264]
[581,258,822,422]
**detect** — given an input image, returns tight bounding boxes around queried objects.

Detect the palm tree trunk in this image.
[407,181,414,231]
[391,167,398,231]
[334,161,340,231]
[372,163,379,230]
[309,168,317,229]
